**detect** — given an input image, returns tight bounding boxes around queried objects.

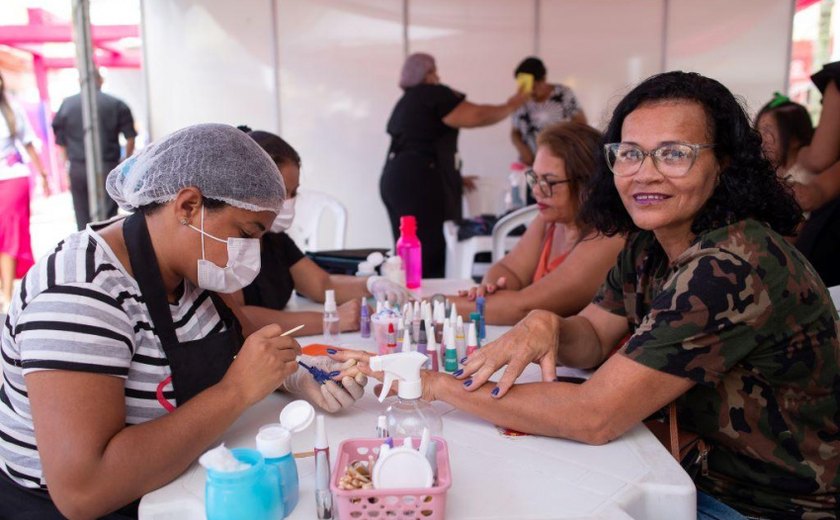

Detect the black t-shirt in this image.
[386,83,465,163]
[52,91,137,163]
[811,60,840,95]
[795,197,840,288]
[243,232,305,310]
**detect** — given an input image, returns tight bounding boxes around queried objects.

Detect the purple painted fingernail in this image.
[463,379,473,387]
[453,369,463,377]
[491,387,500,397]
[327,348,337,354]
[460,357,468,364]
[328,371,341,378]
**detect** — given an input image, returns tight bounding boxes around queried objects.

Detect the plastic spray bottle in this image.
[370,352,442,438]
[323,290,339,341]
[396,216,422,289]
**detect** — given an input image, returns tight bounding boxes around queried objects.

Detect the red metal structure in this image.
[0,7,140,187]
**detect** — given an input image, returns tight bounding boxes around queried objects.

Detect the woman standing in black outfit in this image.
[380,53,527,277]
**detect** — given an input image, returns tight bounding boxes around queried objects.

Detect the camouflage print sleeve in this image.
[593,261,627,317]
[594,233,647,318]
[620,249,772,386]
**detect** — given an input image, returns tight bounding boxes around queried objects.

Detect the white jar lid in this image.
[280,399,315,432]
[372,446,433,489]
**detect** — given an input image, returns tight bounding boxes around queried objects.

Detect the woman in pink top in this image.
[452,122,624,325]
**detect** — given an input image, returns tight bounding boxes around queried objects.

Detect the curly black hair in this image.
[580,71,802,237]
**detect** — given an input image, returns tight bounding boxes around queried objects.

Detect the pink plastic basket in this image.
[330,437,451,520]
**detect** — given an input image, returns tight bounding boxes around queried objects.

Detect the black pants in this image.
[68,160,119,231]
[0,469,138,519]
[380,152,453,278]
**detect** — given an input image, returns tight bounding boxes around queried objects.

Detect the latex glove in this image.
[282,355,367,413]
[366,275,411,306]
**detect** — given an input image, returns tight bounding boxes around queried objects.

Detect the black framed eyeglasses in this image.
[604,142,714,178]
[525,169,571,197]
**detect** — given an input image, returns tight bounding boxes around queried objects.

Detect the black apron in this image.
[0,212,245,519]
[122,212,244,405]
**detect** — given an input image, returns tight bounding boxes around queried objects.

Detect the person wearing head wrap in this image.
[0,123,363,518]
[380,53,529,277]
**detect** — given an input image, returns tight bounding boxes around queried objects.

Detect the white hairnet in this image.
[106,123,285,213]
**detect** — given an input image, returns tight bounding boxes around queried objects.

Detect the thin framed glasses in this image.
[604,142,714,178]
[525,169,571,197]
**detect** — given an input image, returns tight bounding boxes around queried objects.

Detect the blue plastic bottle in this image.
[205,448,284,520]
[257,425,300,517]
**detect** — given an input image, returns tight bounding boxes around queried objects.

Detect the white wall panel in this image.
[408,0,536,216]
[140,0,793,250]
[665,0,794,116]
[539,0,665,129]
[142,0,277,138]
[276,0,404,249]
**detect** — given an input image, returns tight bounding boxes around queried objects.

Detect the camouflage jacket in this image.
[594,219,840,519]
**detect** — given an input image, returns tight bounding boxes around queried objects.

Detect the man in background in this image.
[52,69,136,229]
[511,57,586,166]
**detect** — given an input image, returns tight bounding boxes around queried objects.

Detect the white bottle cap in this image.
[467,321,478,347]
[315,414,328,450]
[256,424,292,458]
[324,289,337,313]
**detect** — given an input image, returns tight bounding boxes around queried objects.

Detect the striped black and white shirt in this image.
[0,222,225,489]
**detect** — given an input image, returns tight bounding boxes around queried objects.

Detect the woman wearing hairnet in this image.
[0,124,366,519]
[380,53,529,277]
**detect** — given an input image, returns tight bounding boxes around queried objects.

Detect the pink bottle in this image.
[396,215,422,288]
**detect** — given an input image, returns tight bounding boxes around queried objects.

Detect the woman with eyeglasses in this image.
[334,72,840,519]
[449,122,624,325]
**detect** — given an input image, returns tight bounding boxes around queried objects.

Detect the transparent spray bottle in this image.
[323,289,340,341]
[369,352,442,438]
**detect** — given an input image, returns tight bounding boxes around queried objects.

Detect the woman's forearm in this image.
[241,305,323,337]
[482,262,524,290]
[326,274,369,304]
[46,381,248,519]
[431,374,603,443]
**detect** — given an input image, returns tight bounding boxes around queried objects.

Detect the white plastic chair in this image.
[443,220,494,280]
[492,205,538,262]
[286,189,347,252]
[828,284,840,310]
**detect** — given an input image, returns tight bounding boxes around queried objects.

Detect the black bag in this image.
[306,248,390,275]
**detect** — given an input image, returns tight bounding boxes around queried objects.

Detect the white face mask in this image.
[188,207,261,293]
[269,196,296,233]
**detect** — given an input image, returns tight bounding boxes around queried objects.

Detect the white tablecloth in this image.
[139,279,695,519]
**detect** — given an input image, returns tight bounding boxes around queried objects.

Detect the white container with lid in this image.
[256,400,315,457]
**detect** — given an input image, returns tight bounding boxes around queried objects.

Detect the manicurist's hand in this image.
[457,309,560,397]
[220,324,300,406]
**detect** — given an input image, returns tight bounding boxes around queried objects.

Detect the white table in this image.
[139,280,696,519]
